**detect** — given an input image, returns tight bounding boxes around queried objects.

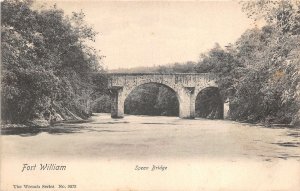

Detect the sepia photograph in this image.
[1,0,300,190]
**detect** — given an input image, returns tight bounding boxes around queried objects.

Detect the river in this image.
[1,113,300,190]
[2,113,299,161]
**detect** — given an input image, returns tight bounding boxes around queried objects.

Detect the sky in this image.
[37,1,254,70]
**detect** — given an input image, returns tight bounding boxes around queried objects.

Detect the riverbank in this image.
[1,114,299,129]
[0,119,92,129]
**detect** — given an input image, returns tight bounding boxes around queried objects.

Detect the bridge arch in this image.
[124,82,180,116]
[195,86,224,119]
[123,82,179,102]
[108,73,221,119]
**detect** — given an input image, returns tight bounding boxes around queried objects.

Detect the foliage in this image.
[156,62,197,74]
[195,87,223,119]
[124,83,179,116]
[91,95,111,113]
[154,86,179,116]
[194,0,300,124]
[1,0,105,123]
[110,62,197,74]
[195,43,241,100]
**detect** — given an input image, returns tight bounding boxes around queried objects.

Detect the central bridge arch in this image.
[108,73,219,119]
[124,82,179,116]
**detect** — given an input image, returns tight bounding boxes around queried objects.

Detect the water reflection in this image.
[1,126,83,136]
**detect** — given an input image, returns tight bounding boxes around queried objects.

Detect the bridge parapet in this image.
[108,73,216,89]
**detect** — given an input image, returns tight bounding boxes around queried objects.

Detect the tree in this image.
[195,43,241,100]
[193,4,300,124]
[1,0,105,124]
[237,0,300,124]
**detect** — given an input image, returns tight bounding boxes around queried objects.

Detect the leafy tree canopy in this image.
[1,0,106,123]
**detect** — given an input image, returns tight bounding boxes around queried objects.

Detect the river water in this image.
[1,113,300,190]
[2,113,299,161]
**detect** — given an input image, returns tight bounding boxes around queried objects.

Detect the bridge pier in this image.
[178,87,195,119]
[224,101,230,119]
[110,87,124,118]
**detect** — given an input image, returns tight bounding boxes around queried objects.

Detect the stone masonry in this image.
[108,73,219,119]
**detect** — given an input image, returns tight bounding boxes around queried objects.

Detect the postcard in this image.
[1,0,300,190]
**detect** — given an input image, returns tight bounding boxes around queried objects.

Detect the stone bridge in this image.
[108,73,219,119]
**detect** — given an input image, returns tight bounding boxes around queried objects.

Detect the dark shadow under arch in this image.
[124,82,179,116]
[195,87,223,119]
[91,95,111,113]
